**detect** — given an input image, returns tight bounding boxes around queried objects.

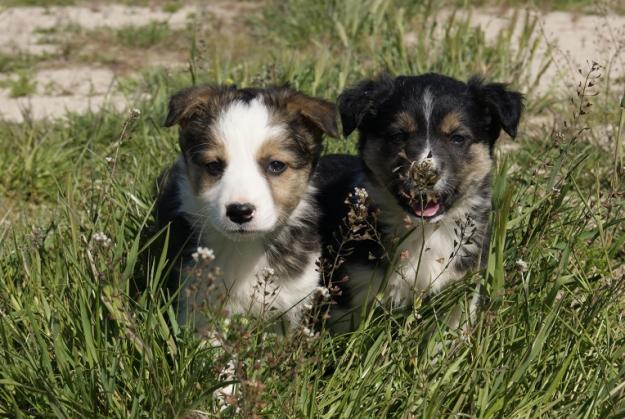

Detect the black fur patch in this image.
[265,197,321,279]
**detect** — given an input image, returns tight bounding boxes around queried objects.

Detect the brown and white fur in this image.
[156,85,338,333]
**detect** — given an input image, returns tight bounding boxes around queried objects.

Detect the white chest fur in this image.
[345,182,479,309]
[329,220,464,333]
[174,171,320,332]
[384,220,462,305]
[328,181,486,333]
[343,219,464,308]
[177,233,320,330]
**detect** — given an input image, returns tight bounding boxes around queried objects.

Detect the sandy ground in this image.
[0,5,195,55]
[0,3,623,123]
[0,66,125,121]
[0,2,254,122]
[0,2,253,54]
[466,9,624,94]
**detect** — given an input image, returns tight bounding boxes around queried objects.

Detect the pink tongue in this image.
[414,201,440,217]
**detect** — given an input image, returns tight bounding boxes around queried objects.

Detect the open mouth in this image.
[409,193,444,219]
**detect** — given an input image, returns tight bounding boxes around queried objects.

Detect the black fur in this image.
[317,73,523,326]
[154,164,195,296]
[314,154,380,307]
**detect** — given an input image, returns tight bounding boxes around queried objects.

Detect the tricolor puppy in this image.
[157,85,338,332]
[318,73,523,331]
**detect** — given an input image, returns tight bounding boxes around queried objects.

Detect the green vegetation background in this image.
[0,0,624,417]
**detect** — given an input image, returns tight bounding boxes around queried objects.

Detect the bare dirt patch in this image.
[0,3,253,54]
[460,8,624,95]
[0,66,126,121]
[0,1,257,122]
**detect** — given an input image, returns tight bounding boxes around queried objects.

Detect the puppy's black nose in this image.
[226,203,255,224]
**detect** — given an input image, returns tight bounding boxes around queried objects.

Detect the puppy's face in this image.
[166,86,338,238]
[339,73,523,223]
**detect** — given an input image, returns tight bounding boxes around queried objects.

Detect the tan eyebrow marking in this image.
[394,111,418,133]
[439,111,463,135]
[256,135,297,166]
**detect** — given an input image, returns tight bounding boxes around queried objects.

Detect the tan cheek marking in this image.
[395,111,417,133]
[185,142,227,195]
[461,143,492,189]
[267,166,312,215]
[257,136,312,215]
[439,111,463,135]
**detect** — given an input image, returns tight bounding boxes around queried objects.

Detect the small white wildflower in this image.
[302,327,318,339]
[104,156,114,163]
[92,232,113,248]
[261,267,275,277]
[354,187,368,202]
[192,246,215,262]
[515,259,528,273]
[130,108,141,117]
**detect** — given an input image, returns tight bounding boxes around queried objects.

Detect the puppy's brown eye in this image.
[267,160,287,175]
[206,160,224,176]
[450,134,466,144]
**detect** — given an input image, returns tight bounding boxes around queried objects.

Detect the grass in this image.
[0,51,49,74]
[1,0,624,417]
[0,71,37,97]
[113,21,177,49]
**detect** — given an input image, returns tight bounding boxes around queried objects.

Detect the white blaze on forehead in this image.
[420,87,436,164]
[204,98,286,232]
[215,98,285,153]
[422,87,434,130]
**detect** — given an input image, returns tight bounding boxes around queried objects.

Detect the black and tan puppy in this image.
[157,85,338,332]
[318,73,523,331]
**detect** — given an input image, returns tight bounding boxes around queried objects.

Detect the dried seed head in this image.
[515,259,528,273]
[407,159,439,190]
[92,232,113,248]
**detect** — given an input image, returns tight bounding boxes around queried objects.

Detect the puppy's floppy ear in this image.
[469,76,524,139]
[286,93,339,139]
[164,85,230,127]
[338,73,395,137]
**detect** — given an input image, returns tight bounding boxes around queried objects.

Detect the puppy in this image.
[318,73,523,331]
[157,84,338,333]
